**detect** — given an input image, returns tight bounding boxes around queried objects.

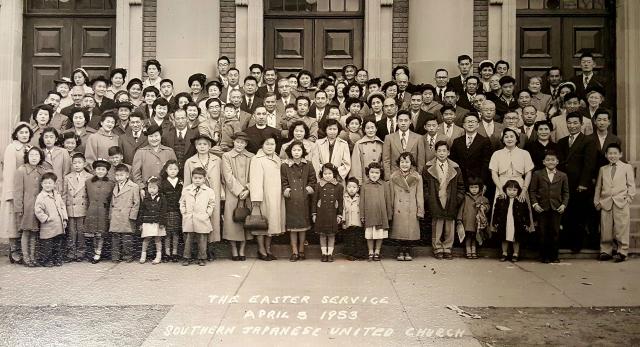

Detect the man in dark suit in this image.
[376,97,399,141]
[588,108,621,169]
[456,76,480,111]
[162,108,198,173]
[541,66,563,97]
[240,76,263,114]
[448,54,473,95]
[308,90,331,120]
[118,111,148,165]
[256,67,279,99]
[433,90,469,126]
[216,56,231,88]
[557,112,598,253]
[568,52,609,103]
[520,105,539,146]
[220,68,243,104]
[61,86,86,117]
[407,92,430,135]
[395,73,412,110]
[494,76,519,119]
[450,113,492,188]
[434,68,450,103]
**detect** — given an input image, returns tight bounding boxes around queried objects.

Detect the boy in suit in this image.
[63,153,93,261]
[382,111,426,176]
[437,105,465,147]
[594,143,636,262]
[529,150,570,263]
[423,115,441,163]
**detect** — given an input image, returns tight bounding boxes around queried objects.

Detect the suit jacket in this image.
[161,127,198,164]
[437,123,465,147]
[220,86,244,104]
[433,86,449,103]
[530,93,552,114]
[447,75,467,95]
[240,95,264,114]
[118,129,148,165]
[456,92,476,111]
[449,133,492,184]
[382,130,426,177]
[256,84,279,99]
[519,125,538,146]
[396,91,412,111]
[494,95,519,119]
[569,72,609,102]
[588,132,622,169]
[477,120,504,150]
[550,113,593,142]
[376,117,397,142]
[275,96,295,116]
[96,97,117,113]
[557,132,598,190]
[423,133,446,163]
[433,105,470,127]
[408,109,431,135]
[529,169,570,211]
[594,161,636,210]
[308,104,331,120]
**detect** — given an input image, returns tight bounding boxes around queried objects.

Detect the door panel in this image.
[515,17,561,89]
[73,17,116,80]
[265,19,313,76]
[561,17,610,78]
[313,19,363,75]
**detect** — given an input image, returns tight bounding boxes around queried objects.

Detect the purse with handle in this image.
[232,198,251,223]
[244,205,269,231]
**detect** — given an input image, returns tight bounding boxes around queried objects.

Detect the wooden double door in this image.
[22,0,116,118]
[264,18,363,77]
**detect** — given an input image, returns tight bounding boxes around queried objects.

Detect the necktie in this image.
[610,163,616,179]
[440,163,445,173]
[569,134,575,147]
[248,97,253,109]
[389,118,395,133]
[178,131,183,140]
[46,150,52,163]
[195,186,200,194]
[467,136,472,148]
[446,125,452,137]
[401,132,407,150]
[438,89,443,100]
[583,75,590,88]
[429,137,434,150]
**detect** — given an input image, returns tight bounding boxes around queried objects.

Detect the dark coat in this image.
[449,133,492,184]
[360,180,390,229]
[587,132,621,170]
[244,125,281,154]
[118,129,148,165]
[281,160,317,230]
[159,178,183,232]
[409,109,431,135]
[312,179,344,234]
[557,133,598,190]
[447,75,466,95]
[422,159,465,219]
[375,117,395,142]
[240,95,264,114]
[529,169,570,211]
[137,194,166,226]
[161,127,199,170]
[494,96,519,119]
[96,97,117,113]
[85,177,115,234]
[14,164,49,231]
[493,197,530,242]
[525,140,558,172]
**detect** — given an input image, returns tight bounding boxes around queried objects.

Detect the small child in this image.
[312,163,344,262]
[281,140,317,262]
[341,177,367,261]
[456,176,490,259]
[34,172,68,267]
[594,143,636,262]
[220,103,244,151]
[529,151,569,263]
[60,132,80,155]
[339,115,363,152]
[422,141,465,260]
[109,164,140,263]
[389,152,424,261]
[493,180,531,262]
[85,158,115,263]
[63,152,93,262]
[180,167,216,266]
[360,162,390,261]
[138,177,166,264]
[14,147,49,267]
[160,160,183,262]
[107,146,130,181]
[40,127,70,193]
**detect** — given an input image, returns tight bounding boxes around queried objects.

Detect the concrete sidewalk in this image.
[0,257,637,346]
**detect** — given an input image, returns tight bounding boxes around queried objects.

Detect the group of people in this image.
[0,52,636,267]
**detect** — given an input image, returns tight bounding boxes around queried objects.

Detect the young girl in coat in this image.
[389,152,424,261]
[456,176,490,259]
[85,158,115,263]
[138,177,166,264]
[360,162,390,261]
[160,160,183,262]
[282,140,317,262]
[34,172,68,267]
[493,180,531,262]
[312,163,344,262]
[14,147,50,267]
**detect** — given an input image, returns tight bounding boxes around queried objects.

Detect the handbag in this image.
[232,198,251,223]
[244,206,269,231]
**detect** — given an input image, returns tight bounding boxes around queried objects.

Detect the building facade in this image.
[0,0,638,244]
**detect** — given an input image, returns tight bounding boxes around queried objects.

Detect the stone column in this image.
[408,0,474,83]
[364,0,394,82]
[116,0,144,79]
[0,0,23,152]
[235,0,263,78]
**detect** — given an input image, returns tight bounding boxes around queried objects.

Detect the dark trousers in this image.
[183,233,207,260]
[341,226,368,258]
[66,217,86,260]
[39,234,64,264]
[111,233,134,260]
[563,190,589,252]
[538,209,561,261]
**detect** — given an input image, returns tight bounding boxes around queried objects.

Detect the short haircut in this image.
[463,112,480,122]
[191,167,207,177]
[319,163,340,179]
[284,140,308,159]
[346,177,360,187]
[218,56,230,64]
[365,161,384,177]
[71,152,85,161]
[397,110,411,120]
[392,65,410,79]
[500,128,521,146]
[321,118,343,134]
[41,172,58,183]
[127,78,143,90]
[61,132,81,148]
[160,78,174,87]
[580,51,594,60]
[31,104,54,124]
[249,63,264,72]
[288,120,310,139]
[152,97,170,109]
[440,105,456,115]
[314,89,327,99]
[544,150,559,159]
[38,127,60,148]
[457,54,472,63]
[367,78,382,87]
[143,86,160,97]
[12,123,34,142]
[205,98,222,109]
[465,76,480,84]
[396,152,416,167]
[499,76,516,86]
[548,66,561,74]
[114,163,130,173]
[593,108,611,120]
[24,147,45,166]
[100,110,117,124]
[517,89,532,98]
[467,176,484,189]
[566,111,583,123]
[108,146,123,156]
[435,68,448,75]
[345,115,362,127]
[145,59,161,72]
[284,103,296,111]
[605,142,622,152]
[503,179,522,195]
[534,119,554,131]
[381,81,398,94]
[243,76,258,85]
[345,97,363,110]
[563,92,580,102]
[495,60,510,70]
[434,140,449,151]
[295,95,311,107]
[367,93,385,107]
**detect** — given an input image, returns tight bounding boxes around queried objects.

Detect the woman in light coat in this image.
[310,119,351,181]
[131,124,177,191]
[249,135,286,260]
[85,112,119,166]
[350,119,383,184]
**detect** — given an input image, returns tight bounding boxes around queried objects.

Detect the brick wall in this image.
[142,0,157,74]
[220,0,236,65]
[473,0,489,73]
[392,0,409,67]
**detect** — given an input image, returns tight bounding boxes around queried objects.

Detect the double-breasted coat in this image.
[180,184,216,234]
[131,145,177,188]
[85,177,115,235]
[63,171,93,217]
[183,153,222,242]
[0,141,30,238]
[85,128,119,165]
[249,150,286,236]
[34,191,68,239]
[360,180,391,229]
[14,164,49,231]
[422,159,466,220]
[281,159,317,231]
[388,170,425,240]
[493,197,531,242]
[159,178,183,233]
[221,149,254,241]
[109,180,140,233]
[138,194,167,226]
[312,179,344,235]
[349,136,383,185]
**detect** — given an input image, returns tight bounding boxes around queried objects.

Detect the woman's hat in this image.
[92,158,111,170]
[54,77,73,86]
[585,85,605,98]
[188,73,207,87]
[232,131,250,143]
[191,133,215,146]
[144,124,163,137]
[116,101,134,110]
[72,67,89,79]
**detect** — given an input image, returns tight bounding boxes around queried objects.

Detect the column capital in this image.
[235,0,249,6]
[129,0,142,5]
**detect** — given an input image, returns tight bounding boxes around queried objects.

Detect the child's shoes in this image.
[139,252,147,264]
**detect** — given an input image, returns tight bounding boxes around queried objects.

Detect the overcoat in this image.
[493,197,530,242]
[457,192,490,232]
[422,158,465,219]
[43,146,71,193]
[388,170,424,240]
[14,164,49,231]
[85,177,115,234]
[282,159,317,230]
[85,128,119,165]
[249,150,286,236]
[131,145,177,188]
[138,194,167,225]
[0,141,29,238]
[159,178,183,233]
[109,180,140,233]
[63,171,93,217]
[312,179,344,234]
[63,127,95,155]
[310,137,351,180]
[349,136,383,184]
[221,149,254,241]
[34,191,68,239]
[183,153,222,242]
[180,184,215,234]
[360,180,391,229]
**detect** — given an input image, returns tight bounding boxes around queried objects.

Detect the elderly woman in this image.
[525,120,558,171]
[350,119,383,184]
[528,76,552,114]
[30,104,55,147]
[489,128,535,231]
[249,135,286,260]
[280,120,315,160]
[63,107,96,155]
[420,84,443,115]
[85,111,119,166]
[0,122,35,263]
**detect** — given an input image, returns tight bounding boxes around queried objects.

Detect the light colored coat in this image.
[43,146,71,193]
[594,162,636,210]
[180,184,215,234]
[551,113,594,142]
[109,180,140,233]
[34,191,68,239]
[14,164,49,232]
[63,171,93,217]
[222,149,254,241]
[183,153,222,242]
[349,136,383,184]
[85,128,119,165]
[311,137,351,180]
[131,145,177,188]
[383,130,426,178]
[437,123,465,147]
[249,150,286,236]
[388,170,424,240]
[0,141,29,238]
